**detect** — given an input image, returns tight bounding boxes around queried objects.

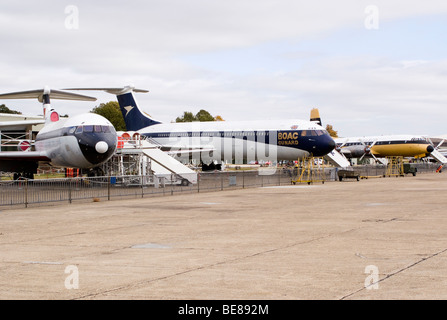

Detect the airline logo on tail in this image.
[123,105,134,117]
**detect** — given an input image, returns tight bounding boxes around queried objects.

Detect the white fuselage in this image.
[35,113,118,168]
[136,119,335,163]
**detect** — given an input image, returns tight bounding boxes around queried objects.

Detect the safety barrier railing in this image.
[0,163,440,208]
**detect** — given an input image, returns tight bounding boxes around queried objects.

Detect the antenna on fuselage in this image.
[0,86,97,122]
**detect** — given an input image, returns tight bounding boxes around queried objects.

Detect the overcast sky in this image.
[1,0,447,137]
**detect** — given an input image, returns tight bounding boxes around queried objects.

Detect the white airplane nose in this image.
[95,141,108,154]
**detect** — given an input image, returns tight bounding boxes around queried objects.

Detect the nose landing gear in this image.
[86,167,105,177]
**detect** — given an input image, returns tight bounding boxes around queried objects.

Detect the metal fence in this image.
[0,163,440,209]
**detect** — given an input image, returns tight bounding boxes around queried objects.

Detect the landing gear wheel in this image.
[87,167,104,177]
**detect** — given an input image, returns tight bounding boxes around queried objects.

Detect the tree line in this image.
[0,104,22,114]
[91,102,225,131]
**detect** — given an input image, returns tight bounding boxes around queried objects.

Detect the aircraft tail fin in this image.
[64,86,161,131]
[310,108,322,126]
[116,91,161,131]
[0,86,96,122]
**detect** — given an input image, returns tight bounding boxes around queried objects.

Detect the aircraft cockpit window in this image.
[301,130,307,137]
[68,127,76,134]
[74,125,116,134]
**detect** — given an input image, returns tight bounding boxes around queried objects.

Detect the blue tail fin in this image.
[116,92,161,131]
[61,86,160,131]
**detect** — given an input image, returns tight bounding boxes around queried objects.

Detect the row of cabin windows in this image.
[155,132,269,138]
[154,130,327,138]
[340,140,427,147]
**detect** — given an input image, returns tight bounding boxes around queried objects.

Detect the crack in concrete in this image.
[340,247,447,300]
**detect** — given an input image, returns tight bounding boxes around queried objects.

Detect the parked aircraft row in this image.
[65,86,337,165]
[309,108,447,165]
[0,85,445,179]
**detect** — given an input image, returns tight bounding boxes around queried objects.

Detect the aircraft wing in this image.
[136,139,216,155]
[135,138,216,156]
[0,119,45,131]
[0,150,50,161]
[164,146,216,155]
[339,149,352,157]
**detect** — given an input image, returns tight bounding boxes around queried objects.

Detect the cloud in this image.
[0,0,447,137]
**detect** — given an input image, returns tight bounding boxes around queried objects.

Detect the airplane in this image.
[309,108,446,164]
[0,86,118,179]
[335,135,434,161]
[65,86,336,167]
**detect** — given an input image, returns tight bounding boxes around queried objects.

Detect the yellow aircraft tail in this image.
[310,108,322,126]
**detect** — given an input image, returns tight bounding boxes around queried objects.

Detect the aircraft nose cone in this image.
[95,141,109,154]
[319,137,336,155]
[312,135,336,156]
[427,145,434,153]
[328,138,336,152]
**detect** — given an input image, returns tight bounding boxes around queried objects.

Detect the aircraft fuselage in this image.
[139,120,336,163]
[35,113,117,169]
[336,135,434,159]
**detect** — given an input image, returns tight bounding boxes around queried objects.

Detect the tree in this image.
[175,109,223,122]
[91,101,126,131]
[0,104,22,114]
[175,111,197,123]
[326,124,338,138]
[195,109,215,121]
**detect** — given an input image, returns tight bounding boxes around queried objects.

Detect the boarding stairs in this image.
[117,138,197,185]
[324,149,351,168]
[429,149,447,164]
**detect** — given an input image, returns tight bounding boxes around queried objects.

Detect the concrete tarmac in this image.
[1,172,447,300]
